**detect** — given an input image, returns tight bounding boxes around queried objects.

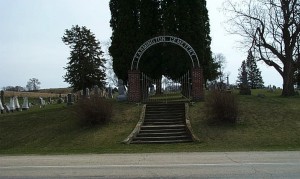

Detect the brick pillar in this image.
[128,70,141,102]
[191,67,204,101]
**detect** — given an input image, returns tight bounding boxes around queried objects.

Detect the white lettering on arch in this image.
[131,36,200,70]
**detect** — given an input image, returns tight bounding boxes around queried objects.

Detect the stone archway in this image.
[128,36,204,102]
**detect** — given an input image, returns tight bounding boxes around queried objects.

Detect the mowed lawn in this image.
[0,89,299,154]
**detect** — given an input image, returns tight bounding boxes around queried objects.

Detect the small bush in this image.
[205,90,239,124]
[75,96,113,126]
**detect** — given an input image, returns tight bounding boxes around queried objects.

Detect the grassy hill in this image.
[0,89,299,154]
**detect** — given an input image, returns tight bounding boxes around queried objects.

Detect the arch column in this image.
[191,67,204,101]
[128,70,141,102]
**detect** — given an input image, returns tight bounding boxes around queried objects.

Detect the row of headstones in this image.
[0,90,58,114]
[1,83,125,113]
[74,84,126,102]
[0,96,30,114]
[64,87,114,106]
[88,86,114,99]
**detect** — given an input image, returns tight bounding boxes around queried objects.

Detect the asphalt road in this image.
[1,151,300,178]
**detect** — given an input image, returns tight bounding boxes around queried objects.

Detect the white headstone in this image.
[14,96,21,111]
[118,79,126,95]
[39,97,46,108]
[9,97,15,112]
[4,104,10,113]
[117,79,127,101]
[67,93,74,105]
[94,85,99,96]
[22,97,29,110]
[0,98,4,113]
[86,88,90,97]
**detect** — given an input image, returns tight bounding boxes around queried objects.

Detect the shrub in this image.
[205,90,239,124]
[75,96,113,126]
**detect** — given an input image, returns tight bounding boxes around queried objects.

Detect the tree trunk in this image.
[281,63,295,96]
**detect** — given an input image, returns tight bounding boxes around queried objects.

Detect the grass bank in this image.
[190,90,300,151]
[0,90,299,154]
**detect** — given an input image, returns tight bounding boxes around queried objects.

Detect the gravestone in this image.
[9,97,15,112]
[14,96,21,111]
[149,84,155,95]
[226,76,230,90]
[57,93,64,104]
[101,88,107,98]
[67,93,74,105]
[57,97,64,104]
[0,97,4,114]
[117,79,127,101]
[72,94,76,103]
[108,86,113,99]
[4,104,10,113]
[86,88,90,98]
[22,97,29,110]
[39,97,46,108]
[0,90,4,107]
[94,85,100,96]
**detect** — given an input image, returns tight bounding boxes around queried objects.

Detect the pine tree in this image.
[138,0,164,79]
[109,0,217,82]
[109,0,140,84]
[62,25,106,95]
[246,51,264,89]
[237,60,247,85]
[237,51,264,89]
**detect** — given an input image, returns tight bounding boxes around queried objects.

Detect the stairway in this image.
[130,103,193,144]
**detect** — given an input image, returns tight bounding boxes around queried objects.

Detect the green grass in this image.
[0,89,299,154]
[190,89,300,151]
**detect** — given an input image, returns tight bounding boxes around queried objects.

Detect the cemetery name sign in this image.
[131,36,200,70]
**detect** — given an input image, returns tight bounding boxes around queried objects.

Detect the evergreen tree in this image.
[62,25,106,95]
[237,60,247,86]
[109,0,217,83]
[237,51,264,89]
[185,0,216,82]
[138,0,164,79]
[161,0,217,81]
[162,0,192,79]
[109,0,140,84]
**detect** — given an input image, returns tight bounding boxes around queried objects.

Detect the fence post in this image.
[191,67,204,101]
[128,70,141,102]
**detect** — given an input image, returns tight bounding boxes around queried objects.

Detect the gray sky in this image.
[0,0,282,89]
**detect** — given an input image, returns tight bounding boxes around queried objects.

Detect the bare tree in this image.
[26,78,41,91]
[102,40,118,87]
[224,0,300,96]
[214,53,227,83]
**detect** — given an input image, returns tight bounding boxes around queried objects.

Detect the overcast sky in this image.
[0,0,282,89]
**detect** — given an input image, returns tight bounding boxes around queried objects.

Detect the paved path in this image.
[1,151,300,178]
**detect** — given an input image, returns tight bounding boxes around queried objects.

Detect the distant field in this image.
[2,88,73,99]
[4,91,60,98]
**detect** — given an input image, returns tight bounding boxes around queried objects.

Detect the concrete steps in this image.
[131,103,193,144]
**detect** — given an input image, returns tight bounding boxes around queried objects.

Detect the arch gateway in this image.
[128,36,204,102]
[131,36,200,70]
